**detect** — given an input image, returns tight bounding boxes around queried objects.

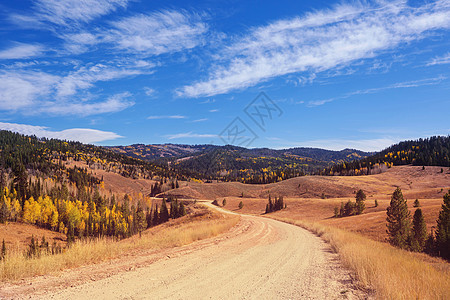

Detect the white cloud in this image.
[106,10,208,56]
[0,70,59,110]
[191,118,208,123]
[0,122,122,143]
[56,63,148,97]
[144,87,156,96]
[178,0,450,97]
[42,92,134,116]
[0,43,44,60]
[427,52,450,65]
[308,75,446,106]
[0,62,145,115]
[209,109,219,112]
[33,0,128,26]
[166,131,217,140]
[147,115,186,120]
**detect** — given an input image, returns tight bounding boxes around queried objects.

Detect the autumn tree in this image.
[435,190,450,260]
[355,189,366,214]
[386,188,411,249]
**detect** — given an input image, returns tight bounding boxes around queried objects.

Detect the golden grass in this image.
[269,216,450,300]
[0,209,239,282]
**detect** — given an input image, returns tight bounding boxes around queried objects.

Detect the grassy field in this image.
[0,206,239,281]
[267,216,450,299]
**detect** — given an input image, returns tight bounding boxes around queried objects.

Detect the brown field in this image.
[171,166,449,243]
[0,223,66,253]
[166,165,449,200]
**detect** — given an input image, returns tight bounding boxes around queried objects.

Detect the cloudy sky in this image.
[0,0,449,151]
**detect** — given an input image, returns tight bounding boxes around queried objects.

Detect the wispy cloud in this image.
[59,10,208,56]
[166,131,217,139]
[178,0,450,97]
[209,109,219,112]
[308,76,446,106]
[427,52,450,66]
[147,115,186,120]
[42,92,134,116]
[0,122,122,143]
[191,118,208,123]
[13,0,129,27]
[0,43,45,60]
[56,63,149,97]
[0,68,136,115]
[143,87,156,97]
[107,10,208,56]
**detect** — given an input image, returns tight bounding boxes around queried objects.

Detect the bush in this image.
[413,199,420,207]
[222,199,227,206]
[238,201,244,210]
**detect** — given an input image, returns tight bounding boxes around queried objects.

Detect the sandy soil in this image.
[1,204,367,299]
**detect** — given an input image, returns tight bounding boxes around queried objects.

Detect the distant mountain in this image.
[108,144,372,183]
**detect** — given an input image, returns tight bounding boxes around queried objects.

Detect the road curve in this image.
[5,204,364,299]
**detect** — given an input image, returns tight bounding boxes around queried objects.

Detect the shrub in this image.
[238,201,244,210]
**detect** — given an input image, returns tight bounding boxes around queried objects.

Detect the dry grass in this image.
[0,207,239,282]
[269,216,450,300]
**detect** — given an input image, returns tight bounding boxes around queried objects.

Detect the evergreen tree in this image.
[386,188,411,249]
[413,199,420,207]
[152,204,159,225]
[435,191,450,260]
[238,201,244,210]
[135,203,146,237]
[411,208,427,252]
[374,199,378,207]
[179,202,186,217]
[355,189,366,214]
[159,199,169,223]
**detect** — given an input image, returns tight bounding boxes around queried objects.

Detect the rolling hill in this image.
[109,144,372,183]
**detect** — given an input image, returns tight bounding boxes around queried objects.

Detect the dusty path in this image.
[2,204,365,299]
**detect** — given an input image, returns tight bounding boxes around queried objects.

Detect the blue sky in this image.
[0,0,449,151]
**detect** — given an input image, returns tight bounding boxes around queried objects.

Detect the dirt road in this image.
[3,204,365,299]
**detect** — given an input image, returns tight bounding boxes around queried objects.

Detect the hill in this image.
[109,144,372,183]
[0,130,190,247]
[324,136,450,175]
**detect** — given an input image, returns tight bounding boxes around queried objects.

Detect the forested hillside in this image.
[110,144,371,183]
[0,131,188,248]
[322,136,450,175]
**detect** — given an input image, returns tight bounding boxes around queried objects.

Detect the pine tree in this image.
[413,199,420,207]
[355,189,366,214]
[159,199,169,223]
[152,204,159,225]
[411,208,427,252]
[435,190,450,260]
[238,201,244,210]
[386,188,411,249]
[135,203,146,237]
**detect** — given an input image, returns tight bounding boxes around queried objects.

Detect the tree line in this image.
[386,188,449,260]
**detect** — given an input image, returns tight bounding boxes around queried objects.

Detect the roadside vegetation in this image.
[0,206,239,281]
[268,216,449,299]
